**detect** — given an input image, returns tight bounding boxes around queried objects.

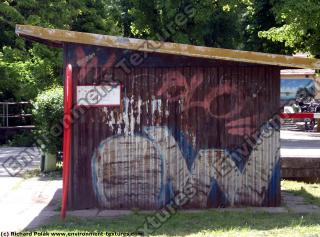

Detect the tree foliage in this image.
[0,0,121,101]
[32,86,64,153]
[259,0,320,57]
[242,0,293,54]
[0,0,318,101]
[128,0,248,48]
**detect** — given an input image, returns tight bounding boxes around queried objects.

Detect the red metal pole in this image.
[61,64,73,219]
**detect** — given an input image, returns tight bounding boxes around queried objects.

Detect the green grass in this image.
[22,162,62,180]
[22,168,41,179]
[22,169,62,179]
[282,180,320,206]
[29,180,320,236]
[31,211,320,236]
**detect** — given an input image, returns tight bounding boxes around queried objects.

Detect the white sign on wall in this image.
[76,85,121,106]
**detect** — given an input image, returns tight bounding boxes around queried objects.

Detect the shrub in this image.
[33,87,63,154]
[8,131,35,147]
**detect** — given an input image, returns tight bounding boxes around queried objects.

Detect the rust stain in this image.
[69,45,281,209]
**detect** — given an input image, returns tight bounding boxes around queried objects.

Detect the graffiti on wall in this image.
[74,46,116,83]
[281,79,315,102]
[69,44,280,209]
[92,126,279,208]
[157,70,246,120]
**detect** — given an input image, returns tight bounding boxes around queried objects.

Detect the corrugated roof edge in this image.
[16,24,320,69]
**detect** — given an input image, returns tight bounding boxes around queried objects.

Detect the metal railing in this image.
[0,102,33,127]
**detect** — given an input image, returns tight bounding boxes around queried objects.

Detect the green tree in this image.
[0,0,121,101]
[0,44,62,100]
[104,0,134,37]
[128,0,249,48]
[70,0,122,35]
[3,0,307,101]
[33,86,64,153]
[259,0,320,57]
[242,0,293,54]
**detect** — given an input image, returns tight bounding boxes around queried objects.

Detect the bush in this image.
[8,131,35,147]
[33,87,63,154]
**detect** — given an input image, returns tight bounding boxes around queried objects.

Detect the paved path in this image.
[0,177,61,232]
[0,178,62,232]
[29,191,320,221]
[0,147,61,232]
[280,130,320,158]
[0,147,41,177]
[282,192,320,213]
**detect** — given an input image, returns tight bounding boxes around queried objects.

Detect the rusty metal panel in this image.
[66,44,280,210]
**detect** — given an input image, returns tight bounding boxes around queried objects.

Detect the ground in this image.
[24,180,320,236]
[35,212,320,237]
[280,130,320,158]
[281,130,320,179]
[0,147,61,232]
[1,131,320,236]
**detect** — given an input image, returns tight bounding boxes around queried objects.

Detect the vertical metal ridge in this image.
[70,45,281,209]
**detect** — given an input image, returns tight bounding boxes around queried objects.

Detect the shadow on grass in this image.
[32,209,320,236]
[284,186,320,207]
[25,184,320,236]
[25,188,62,230]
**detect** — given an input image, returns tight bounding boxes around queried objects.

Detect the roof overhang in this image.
[16,24,320,69]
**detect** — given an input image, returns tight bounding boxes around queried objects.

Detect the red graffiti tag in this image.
[156,70,257,136]
[157,70,245,119]
[75,47,116,82]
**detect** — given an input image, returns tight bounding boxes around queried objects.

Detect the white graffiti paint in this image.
[193,131,279,206]
[92,134,164,209]
[91,126,279,208]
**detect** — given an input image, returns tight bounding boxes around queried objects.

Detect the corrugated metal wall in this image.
[66,44,281,209]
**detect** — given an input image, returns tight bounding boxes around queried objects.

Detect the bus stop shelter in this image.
[16,24,320,212]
